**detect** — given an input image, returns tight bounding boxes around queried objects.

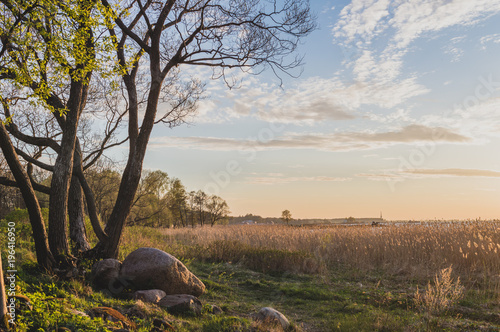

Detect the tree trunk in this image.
[96,80,162,258]
[96,155,143,258]
[48,79,87,263]
[68,175,91,252]
[0,251,9,328]
[73,140,107,242]
[0,122,54,271]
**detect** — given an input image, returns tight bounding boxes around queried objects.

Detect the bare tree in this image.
[94,0,316,258]
[1,0,315,266]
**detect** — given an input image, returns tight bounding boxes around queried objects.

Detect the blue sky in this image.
[142,0,500,220]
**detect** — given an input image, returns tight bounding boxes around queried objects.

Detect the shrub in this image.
[414,266,464,315]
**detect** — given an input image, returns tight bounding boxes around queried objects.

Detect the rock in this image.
[120,247,205,296]
[209,304,223,315]
[91,259,122,291]
[125,300,152,319]
[88,307,136,329]
[133,289,166,304]
[254,307,290,330]
[158,294,202,316]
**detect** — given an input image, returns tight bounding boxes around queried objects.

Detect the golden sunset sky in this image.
[139,0,500,220]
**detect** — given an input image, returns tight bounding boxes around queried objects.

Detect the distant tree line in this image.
[1,156,230,228]
[86,163,230,228]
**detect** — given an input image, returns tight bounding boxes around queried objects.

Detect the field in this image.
[7,220,500,331]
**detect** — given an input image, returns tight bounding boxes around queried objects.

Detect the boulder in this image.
[120,247,205,296]
[133,289,166,304]
[91,259,122,291]
[158,294,202,316]
[254,307,290,330]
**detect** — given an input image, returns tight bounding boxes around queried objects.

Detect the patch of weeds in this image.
[414,266,464,316]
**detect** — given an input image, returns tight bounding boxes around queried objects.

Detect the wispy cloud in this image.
[405,168,500,178]
[358,168,500,181]
[149,124,470,152]
[245,175,352,185]
[333,0,500,91]
[194,75,428,125]
[480,33,500,49]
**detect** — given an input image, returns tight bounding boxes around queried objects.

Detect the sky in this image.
[141,0,500,220]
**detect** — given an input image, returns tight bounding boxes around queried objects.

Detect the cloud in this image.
[357,168,500,181]
[245,175,352,185]
[405,168,500,178]
[421,94,500,139]
[333,0,500,90]
[194,74,429,125]
[149,124,470,152]
[339,124,469,143]
[480,33,500,48]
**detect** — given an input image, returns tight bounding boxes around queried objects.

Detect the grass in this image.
[2,216,500,331]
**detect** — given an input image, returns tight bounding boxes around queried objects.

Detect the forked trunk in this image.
[48,79,87,264]
[96,80,162,259]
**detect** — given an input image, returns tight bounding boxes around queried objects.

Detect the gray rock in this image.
[158,294,202,316]
[133,289,166,304]
[254,307,290,330]
[120,247,205,297]
[91,259,122,291]
[209,304,223,315]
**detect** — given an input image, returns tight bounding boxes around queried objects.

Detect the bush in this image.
[414,266,464,315]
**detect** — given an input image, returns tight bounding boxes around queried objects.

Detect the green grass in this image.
[4,253,500,331]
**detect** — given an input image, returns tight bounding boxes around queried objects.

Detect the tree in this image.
[0,251,9,328]
[0,0,106,267]
[128,170,170,227]
[95,0,316,258]
[0,120,55,270]
[0,154,23,218]
[194,190,208,227]
[167,178,188,228]
[1,0,316,265]
[281,209,292,225]
[207,195,230,227]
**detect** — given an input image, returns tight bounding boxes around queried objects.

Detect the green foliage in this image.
[129,170,172,227]
[1,208,47,264]
[15,280,111,332]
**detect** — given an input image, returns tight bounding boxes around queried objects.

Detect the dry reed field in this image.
[122,221,500,288]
